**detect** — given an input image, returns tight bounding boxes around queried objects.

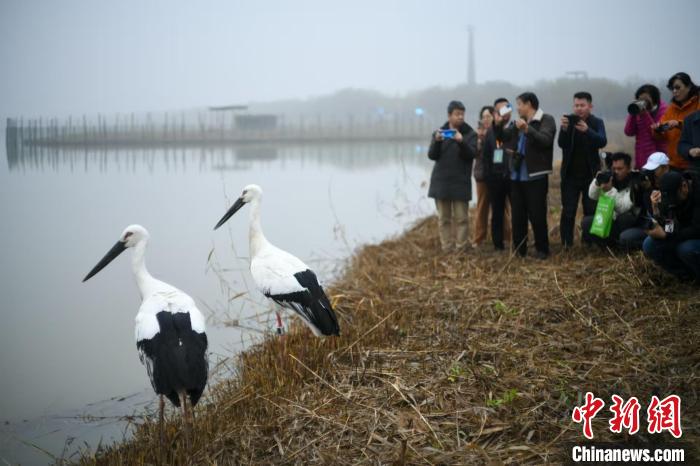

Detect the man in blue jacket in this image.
[558,92,607,248]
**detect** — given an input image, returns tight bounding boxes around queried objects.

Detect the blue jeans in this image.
[618,227,647,252]
[642,237,700,281]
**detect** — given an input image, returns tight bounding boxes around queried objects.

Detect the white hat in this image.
[642,152,669,171]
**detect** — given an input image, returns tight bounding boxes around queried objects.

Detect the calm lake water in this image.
[0,134,438,464]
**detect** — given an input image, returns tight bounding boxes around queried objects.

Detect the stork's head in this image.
[214,184,262,230]
[82,224,149,282]
[120,224,150,248]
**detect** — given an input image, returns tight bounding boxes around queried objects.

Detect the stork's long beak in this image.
[82,240,127,282]
[214,197,245,230]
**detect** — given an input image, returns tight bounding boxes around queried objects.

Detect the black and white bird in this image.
[82,225,208,447]
[214,184,340,337]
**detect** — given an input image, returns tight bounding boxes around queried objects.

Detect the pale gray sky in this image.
[1,0,699,117]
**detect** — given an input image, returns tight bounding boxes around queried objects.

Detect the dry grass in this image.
[79,183,699,465]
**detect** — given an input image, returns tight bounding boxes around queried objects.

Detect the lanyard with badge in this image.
[494,139,504,164]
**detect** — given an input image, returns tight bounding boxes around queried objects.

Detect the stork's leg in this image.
[158,395,165,455]
[275,310,285,336]
[178,391,191,452]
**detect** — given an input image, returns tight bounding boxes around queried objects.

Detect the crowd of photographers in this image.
[427,71,700,284]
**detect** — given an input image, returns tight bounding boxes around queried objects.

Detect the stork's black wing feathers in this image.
[136,311,208,407]
[267,269,340,336]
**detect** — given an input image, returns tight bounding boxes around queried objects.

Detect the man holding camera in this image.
[643,171,700,283]
[427,100,478,252]
[558,92,607,248]
[618,152,672,251]
[581,153,641,247]
[495,92,555,259]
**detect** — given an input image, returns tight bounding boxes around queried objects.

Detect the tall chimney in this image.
[467,25,476,86]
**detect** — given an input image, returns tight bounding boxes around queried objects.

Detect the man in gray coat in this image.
[428,100,478,252]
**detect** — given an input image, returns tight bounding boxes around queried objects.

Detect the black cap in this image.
[659,171,683,205]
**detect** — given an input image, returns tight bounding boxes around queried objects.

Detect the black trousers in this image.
[486,177,510,249]
[581,211,640,248]
[560,176,595,247]
[511,176,549,256]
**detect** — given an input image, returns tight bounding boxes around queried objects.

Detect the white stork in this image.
[82,225,208,449]
[214,184,340,337]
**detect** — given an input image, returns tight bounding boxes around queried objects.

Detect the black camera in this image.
[568,114,580,127]
[659,193,676,218]
[640,169,654,186]
[642,215,657,231]
[596,171,612,185]
[627,100,648,115]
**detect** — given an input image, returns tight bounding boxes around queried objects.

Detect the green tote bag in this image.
[589,194,615,239]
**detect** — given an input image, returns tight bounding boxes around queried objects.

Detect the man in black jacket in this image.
[558,92,607,248]
[428,100,478,252]
[678,110,700,175]
[495,92,556,259]
[643,171,700,282]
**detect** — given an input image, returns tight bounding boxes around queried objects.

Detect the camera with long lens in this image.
[596,171,612,185]
[659,193,676,234]
[627,100,648,115]
[659,192,676,218]
[640,169,654,186]
[632,171,654,207]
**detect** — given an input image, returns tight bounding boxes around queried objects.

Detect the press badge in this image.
[665,219,675,234]
[494,148,504,164]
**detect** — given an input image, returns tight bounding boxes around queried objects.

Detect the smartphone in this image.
[440,129,456,139]
[499,105,512,117]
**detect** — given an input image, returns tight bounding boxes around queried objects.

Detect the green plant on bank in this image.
[447,362,466,383]
[493,299,519,316]
[486,388,518,408]
[556,378,573,404]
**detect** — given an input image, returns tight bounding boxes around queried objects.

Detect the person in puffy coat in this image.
[427,100,477,252]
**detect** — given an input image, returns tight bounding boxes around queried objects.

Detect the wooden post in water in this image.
[18,117,24,146]
[82,115,88,144]
[180,111,186,143]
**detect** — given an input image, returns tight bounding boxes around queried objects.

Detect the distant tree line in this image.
[250,77,671,126]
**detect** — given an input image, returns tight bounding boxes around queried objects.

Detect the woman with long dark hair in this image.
[472,105,495,248]
[653,72,700,171]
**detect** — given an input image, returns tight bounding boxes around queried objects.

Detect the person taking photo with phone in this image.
[427,100,478,253]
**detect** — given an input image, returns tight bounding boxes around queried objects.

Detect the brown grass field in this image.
[79,173,699,465]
